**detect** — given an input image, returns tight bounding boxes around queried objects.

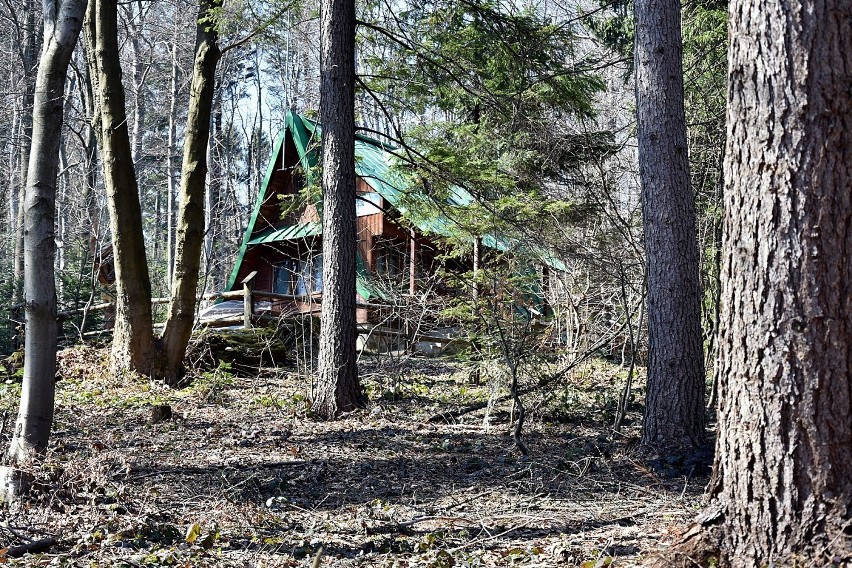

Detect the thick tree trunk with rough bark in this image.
[160,0,221,384]
[313,0,365,419]
[703,0,852,564]
[84,0,156,375]
[634,0,705,454]
[2,0,86,502]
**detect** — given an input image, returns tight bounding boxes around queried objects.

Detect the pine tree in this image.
[695,0,852,563]
[634,0,705,454]
[312,0,365,419]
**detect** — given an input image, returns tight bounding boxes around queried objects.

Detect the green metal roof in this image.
[289,113,475,238]
[247,222,322,245]
[223,111,567,297]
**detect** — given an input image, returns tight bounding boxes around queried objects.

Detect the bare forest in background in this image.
[0,0,849,566]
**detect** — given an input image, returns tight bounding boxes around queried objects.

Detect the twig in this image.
[396,515,479,529]
[124,460,306,480]
[310,546,323,568]
[817,516,852,560]
[0,524,32,544]
[427,315,634,424]
[613,276,645,431]
[445,489,498,511]
[2,536,58,558]
[445,520,535,553]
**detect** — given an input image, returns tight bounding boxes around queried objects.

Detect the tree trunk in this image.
[84,0,156,375]
[127,0,145,171]
[57,115,70,302]
[313,0,365,419]
[633,0,705,455]
[166,40,179,288]
[159,0,221,384]
[5,107,18,254]
[2,0,86,502]
[6,100,21,352]
[75,54,100,336]
[12,0,42,311]
[705,0,852,563]
[0,107,21,304]
[80,56,100,255]
[204,84,223,293]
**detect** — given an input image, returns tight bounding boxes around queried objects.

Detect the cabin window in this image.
[273,261,295,294]
[294,254,323,295]
[273,255,323,295]
[375,239,406,279]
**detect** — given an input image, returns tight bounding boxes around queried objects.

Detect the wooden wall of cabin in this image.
[357,206,440,293]
[232,241,325,317]
[234,160,445,324]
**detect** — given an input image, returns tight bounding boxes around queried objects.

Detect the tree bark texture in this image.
[160,0,221,384]
[709,0,852,564]
[84,0,155,375]
[3,0,86,498]
[634,0,705,454]
[313,0,365,419]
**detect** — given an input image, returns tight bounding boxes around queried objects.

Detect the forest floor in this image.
[0,343,713,567]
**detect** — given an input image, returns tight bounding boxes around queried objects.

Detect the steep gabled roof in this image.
[225,112,478,293]
[224,112,565,297]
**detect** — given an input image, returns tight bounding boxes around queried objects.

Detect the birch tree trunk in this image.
[2,0,86,502]
[634,0,705,454]
[84,0,156,374]
[159,0,221,384]
[699,0,852,564]
[313,0,365,419]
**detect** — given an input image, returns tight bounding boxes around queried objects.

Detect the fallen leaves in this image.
[0,348,706,566]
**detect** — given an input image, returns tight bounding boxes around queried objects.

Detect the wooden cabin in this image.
[222,112,473,326]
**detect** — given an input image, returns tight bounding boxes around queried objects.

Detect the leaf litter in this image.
[0,346,709,566]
